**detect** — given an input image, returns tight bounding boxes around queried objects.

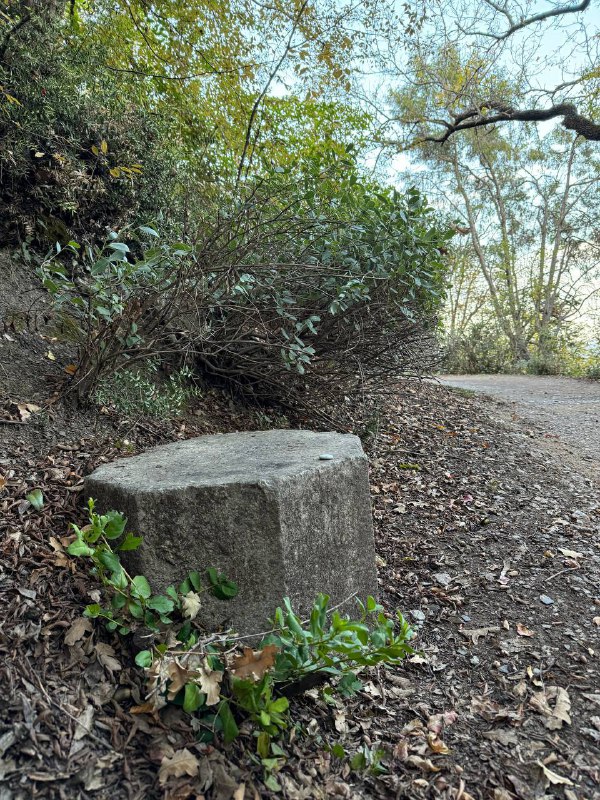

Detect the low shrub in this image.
[95,362,200,418]
[40,159,451,420]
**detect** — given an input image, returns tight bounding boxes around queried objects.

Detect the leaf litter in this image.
[1,377,600,798]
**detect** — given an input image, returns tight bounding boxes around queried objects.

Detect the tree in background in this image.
[368,2,600,373]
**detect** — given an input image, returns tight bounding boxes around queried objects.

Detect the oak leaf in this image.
[96,643,121,674]
[229,645,278,682]
[158,749,199,784]
[530,686,571,730]
[65,617,93,646]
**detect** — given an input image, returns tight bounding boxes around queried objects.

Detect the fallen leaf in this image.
[493,790,514,800]
[73,706,94,741]
[159,749,200,785]
[516,623,534,637]
[230,645,278,682]
[530,686,571,730]
[233,785,246,800]
[461,626,500,645]
[16,402,41,421]
[65,617,93,646]
[482,728,518,746]
[471,697,522,723]
[0,475,6,491]
[182,590,202,620]
[197,658,223,706]
[405,755,440,772]
[593,617,600,626]
[558,547,582,559]
[130,701,162,717]
[427,710,457,734]
[64,364,78,375]
[334,710,348,734]
[96,643,122,674]
[427,733,449,754]
[392,739,409,761]
[537,762,573,786]
[166,662,193,701]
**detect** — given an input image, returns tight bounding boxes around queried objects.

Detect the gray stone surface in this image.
[85,430,377,634]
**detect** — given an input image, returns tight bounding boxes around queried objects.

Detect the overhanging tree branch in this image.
[423,102,600,143]
[471,0,591,40]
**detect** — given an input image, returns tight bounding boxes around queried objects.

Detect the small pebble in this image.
[470,656,480,666]
[319,453,334,461]
[410,609,426,623]
[540,594,554,605]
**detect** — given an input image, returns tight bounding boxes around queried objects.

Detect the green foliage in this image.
[263,594,415,689]
[39,227,195,399]
[66,500,415,763]
[38,154,450,414]
[0,3,177,244]
[67,498,238,636]
[95,362,200,418]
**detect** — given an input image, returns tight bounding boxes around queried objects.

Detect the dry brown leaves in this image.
[229,644,278,681]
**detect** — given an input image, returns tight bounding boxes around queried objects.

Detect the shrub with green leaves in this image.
[66,499,415,778]
[39,227,195,400]
[95,362,200,418]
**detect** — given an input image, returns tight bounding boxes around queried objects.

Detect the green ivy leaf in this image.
[67,540,94,557]
[118,533,143,551]
[131,575,152,599]
[109,568,128,591]
[84,603,101,618]
[269,697,289,714]
[183,683,205,713]
[256,731,270,759]
[26,489,44,510]
[128,599,144,619]
[135,650,153,668]
[188,571,202,591]
[338,672,362,697]
[103,511,127,539]
[219,701,239,743]
[207,568,238,600]
[99,550,121,572]
[263,774,281,792]
[146,595,174,614]
[111,593,127,610]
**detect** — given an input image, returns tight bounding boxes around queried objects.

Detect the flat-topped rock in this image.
[85,430,377,634]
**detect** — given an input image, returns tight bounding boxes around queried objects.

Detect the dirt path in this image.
[437,375,600,472]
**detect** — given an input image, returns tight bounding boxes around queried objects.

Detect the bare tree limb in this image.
[471,0,591,40]
[423,102,600,143]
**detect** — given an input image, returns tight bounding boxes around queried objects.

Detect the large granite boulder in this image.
[85,430,377,634]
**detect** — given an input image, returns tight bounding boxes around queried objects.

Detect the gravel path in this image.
[438,374,600,471]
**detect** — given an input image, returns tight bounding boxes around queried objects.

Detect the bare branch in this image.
[471,0,591,40]
[424,102,600,143]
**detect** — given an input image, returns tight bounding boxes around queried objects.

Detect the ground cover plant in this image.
[63,497,415,791]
